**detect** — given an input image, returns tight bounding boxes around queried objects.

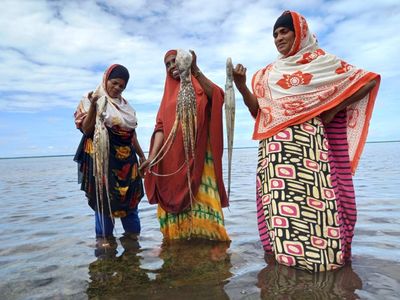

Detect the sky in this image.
[0,0,399,158]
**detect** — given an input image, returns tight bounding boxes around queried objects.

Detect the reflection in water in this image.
[257,255,363,299]
[87,235,150,298]
[152,239,232,299]
[87,238,232,299]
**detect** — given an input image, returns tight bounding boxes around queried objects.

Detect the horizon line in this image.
[1,140,399,160]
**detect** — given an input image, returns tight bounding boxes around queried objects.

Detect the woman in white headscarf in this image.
[74,64,145,243]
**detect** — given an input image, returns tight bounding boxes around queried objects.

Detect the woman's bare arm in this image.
[81,92,98,136]
[132,130,146,164]
[321,80,377,124]
[190,50,214,100]
[139,130,164,174]
[232,64,259,117]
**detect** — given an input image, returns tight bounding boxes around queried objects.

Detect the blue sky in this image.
[0,0,399,158]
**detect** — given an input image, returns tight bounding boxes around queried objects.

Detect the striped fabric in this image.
[157,146,230,241]
[325,110,356,260]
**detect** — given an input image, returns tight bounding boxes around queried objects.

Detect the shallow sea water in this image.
[0,143,399,299]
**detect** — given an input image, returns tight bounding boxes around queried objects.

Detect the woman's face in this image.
[165,54,180,80]
[106,78,126,98]
[273,27,295,56]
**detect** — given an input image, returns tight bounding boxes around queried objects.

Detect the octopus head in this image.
[175,49,193,81]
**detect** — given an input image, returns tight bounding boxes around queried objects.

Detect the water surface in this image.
[0,143,399,299]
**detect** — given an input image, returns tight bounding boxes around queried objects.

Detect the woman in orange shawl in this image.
[141,50,230,241]
[233,11,380,272]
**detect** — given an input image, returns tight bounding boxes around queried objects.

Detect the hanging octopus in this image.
[92,95,114,236]
[149,49,198,200]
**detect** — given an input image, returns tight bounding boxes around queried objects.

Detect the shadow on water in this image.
[257,255,362,300]
[87,238,232,300]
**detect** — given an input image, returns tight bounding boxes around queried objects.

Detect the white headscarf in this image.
[74,64,138,130]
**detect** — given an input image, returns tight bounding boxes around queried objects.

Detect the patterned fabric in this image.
[256,115,355,272]
[251,11,380,173]
[157,145,230,241]
[74,127,144,217]
[325,111,357,261]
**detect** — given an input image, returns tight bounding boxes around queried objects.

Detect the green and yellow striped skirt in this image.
[157,147,230,241]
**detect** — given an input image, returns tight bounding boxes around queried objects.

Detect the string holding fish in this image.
[225,57,235,200]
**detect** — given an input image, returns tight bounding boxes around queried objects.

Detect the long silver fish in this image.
[225,57,235,199]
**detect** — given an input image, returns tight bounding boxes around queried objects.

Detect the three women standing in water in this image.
[75,10,380,272]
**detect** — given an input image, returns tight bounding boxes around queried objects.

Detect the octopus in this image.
[92,96,114,233]
[149,49,198,203]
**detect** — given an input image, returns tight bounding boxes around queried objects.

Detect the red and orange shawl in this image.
[144,51,228,213]
[252,11,380,174]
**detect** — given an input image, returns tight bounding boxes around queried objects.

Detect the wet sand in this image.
[0,143,399,299]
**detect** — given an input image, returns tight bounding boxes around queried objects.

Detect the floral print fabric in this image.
[251,11,380,174]
[74,126,143,217]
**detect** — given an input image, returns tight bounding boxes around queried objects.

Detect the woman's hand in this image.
[189,49,203,78]
[138,158,151,177]
[88,91,100,106]
[81,91,99,135]
[321,79,377,125]
[139,155,146,165]
[232,63,259,117]
[233,64,247,92]
[189,50,198,73]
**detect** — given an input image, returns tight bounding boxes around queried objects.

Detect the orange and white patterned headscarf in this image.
[252,10,380,173]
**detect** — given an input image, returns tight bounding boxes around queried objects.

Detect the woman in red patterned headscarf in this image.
[233,11,380,272]
[141,50,230,241]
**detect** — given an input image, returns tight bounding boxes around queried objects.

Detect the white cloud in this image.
[0,0,399,157]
